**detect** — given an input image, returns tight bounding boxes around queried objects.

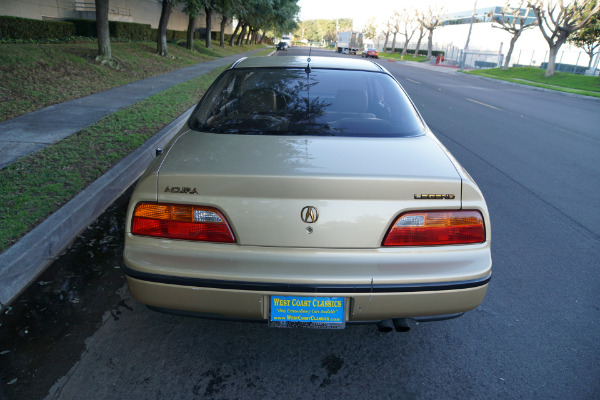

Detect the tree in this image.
[337,18,353,31]
[530,0,600,76]
[382,19,393,51]
[227,0,299,46]
[413,23,426,58]
[204,0,214,48]
[157,0,178,57]
[390,12,401,52]
[491,1,538,69]
[295,19,341,44]
[364,17,378,42]
[567,2,600,68]
[215,0,235,47]
[398,9,419,57]
[95,0,111,63]
[183,0,203,50]
[230,19,242,45]
[418,4,445,59]
[237,23,247,45]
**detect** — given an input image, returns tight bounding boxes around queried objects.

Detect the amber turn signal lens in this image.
[131,202,236,243]
[382,210,485,246]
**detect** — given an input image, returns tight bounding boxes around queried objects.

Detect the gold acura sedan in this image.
[123,56,491,332]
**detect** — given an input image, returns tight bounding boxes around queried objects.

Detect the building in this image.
[367,5,598,73]
[2,0,231,34]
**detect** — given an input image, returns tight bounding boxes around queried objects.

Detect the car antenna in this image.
[305,45,312,75]
[305,45,312,117]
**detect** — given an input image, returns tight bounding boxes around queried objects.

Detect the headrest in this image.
[240,88,279,114]
[332,89,368,113]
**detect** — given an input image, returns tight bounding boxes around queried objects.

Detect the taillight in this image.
[382,210,485,246]
[131,202,236,243]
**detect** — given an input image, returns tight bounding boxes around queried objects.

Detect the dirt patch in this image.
[0,187,133,400]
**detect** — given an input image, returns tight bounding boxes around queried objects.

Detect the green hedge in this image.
[68,19,151,41]
[385,48,444,57]
[151,29,229,42]
[151,28,190,41]
[110,21,151,41]
[0,16,75,40]
[68,18,96,37]
[1,16,229,44]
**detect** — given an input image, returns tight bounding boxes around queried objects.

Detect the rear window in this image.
[189,68,425,137]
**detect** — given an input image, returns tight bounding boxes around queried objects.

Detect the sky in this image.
[297,0,503,29]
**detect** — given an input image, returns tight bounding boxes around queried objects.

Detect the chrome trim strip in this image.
[123,265,491,293]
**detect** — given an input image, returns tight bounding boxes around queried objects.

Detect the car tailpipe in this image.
[393,318,411,332]
[376,319,394,332]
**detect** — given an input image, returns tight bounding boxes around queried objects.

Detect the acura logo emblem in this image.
[301,206,319,223]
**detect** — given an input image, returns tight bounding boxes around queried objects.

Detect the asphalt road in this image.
[5,47,600,399]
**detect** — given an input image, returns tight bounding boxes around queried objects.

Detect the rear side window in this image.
[189,68,424,137]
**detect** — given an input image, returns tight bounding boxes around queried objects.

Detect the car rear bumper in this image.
[124,272,489,322]
[124,234,492,322]
[123,236,491,322]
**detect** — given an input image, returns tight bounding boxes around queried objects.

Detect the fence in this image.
[374,38,599,75]
[438,43,599,75]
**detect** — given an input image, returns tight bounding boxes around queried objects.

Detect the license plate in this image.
[269,296,345,329]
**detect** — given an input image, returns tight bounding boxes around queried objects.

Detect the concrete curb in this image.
[0,107,194,311]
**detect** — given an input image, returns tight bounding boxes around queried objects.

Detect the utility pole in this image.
[460,0,478,69]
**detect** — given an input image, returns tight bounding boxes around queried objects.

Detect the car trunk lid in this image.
[156,130,462,248]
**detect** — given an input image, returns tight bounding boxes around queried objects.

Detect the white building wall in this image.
[1,0,229,32]
[433,22,592,67]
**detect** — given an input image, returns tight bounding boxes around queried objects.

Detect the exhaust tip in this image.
[376,319,394,332]
[393,318,411,332]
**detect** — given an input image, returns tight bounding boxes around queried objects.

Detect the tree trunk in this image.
[237,24,247,46]
[503,32,521,70]
[383,31,389,51]
[545,30,569,77]
[186,16,196,51]
[401,37,411,57]
[220,16,227,47]
[427,29,433,59]
[414,27,424,57]
[205,6,212,49]
[157,0,172,57]
[546,44,560,77]
[95,0,111,60]
[230,20,241,46]
[391,33,397,53]
[586,50,594,68]
[245,28,251,45]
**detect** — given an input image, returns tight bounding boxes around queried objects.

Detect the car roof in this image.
[231,56,385,72]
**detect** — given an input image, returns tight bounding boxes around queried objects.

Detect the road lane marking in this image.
[466,98,503,111]
[406,78,421,84]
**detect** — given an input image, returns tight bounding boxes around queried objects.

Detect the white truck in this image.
[280,34,292,48]
[336,31,363,55]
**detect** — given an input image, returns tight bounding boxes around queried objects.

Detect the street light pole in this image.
[460,0,478,69]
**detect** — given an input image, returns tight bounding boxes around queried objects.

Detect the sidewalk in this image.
[386,59,467,74]
[0,48,266,169]
[0,48,267,310]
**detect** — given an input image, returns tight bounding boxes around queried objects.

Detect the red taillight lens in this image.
[131,202,236,243]
[382,210,485,246]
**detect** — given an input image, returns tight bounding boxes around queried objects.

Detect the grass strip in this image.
[379,53,429,63]
[0,42,267,121]
[466,67,600,98]
[0,66,226,252]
